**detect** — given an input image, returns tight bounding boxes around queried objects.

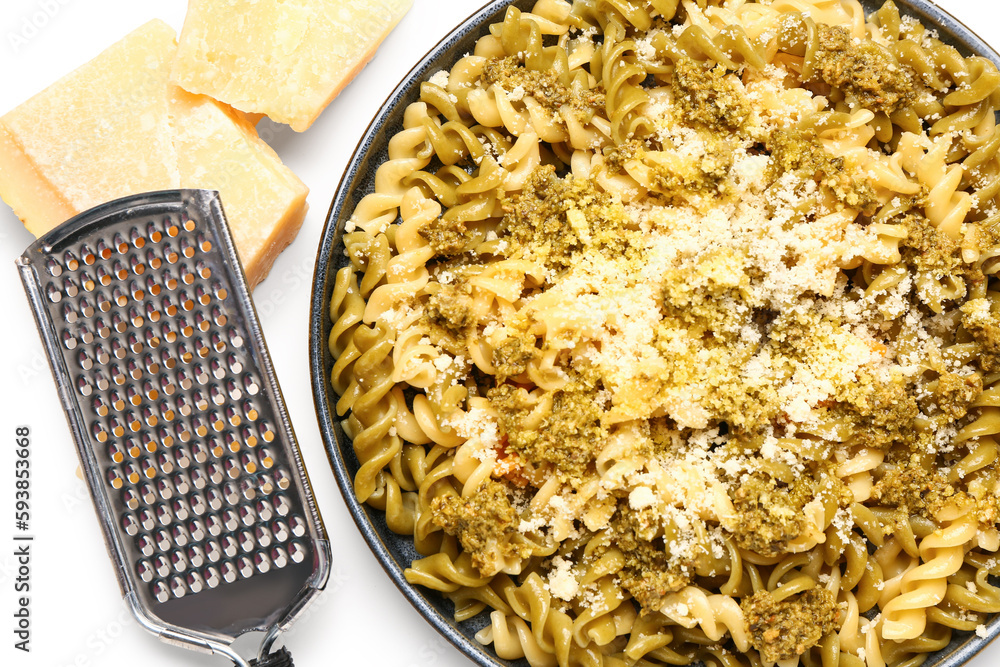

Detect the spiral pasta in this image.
[329,1,1000,665]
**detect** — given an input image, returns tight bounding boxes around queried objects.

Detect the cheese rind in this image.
[171,0,413,132]
[0,20,308,288]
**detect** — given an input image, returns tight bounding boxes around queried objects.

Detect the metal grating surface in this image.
[19,191,323,640]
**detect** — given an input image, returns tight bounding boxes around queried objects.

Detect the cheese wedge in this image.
[171,0,413,132]
[0,20,308,288]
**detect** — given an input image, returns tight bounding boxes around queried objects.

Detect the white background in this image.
[0,1,999,666]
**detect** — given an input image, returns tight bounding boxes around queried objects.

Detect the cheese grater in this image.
[16,189,330,667]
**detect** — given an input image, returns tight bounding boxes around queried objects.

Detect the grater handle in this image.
[249,647,293,667]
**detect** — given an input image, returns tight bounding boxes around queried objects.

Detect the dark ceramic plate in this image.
[309,1,1000,665]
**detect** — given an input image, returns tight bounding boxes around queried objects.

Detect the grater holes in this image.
[111,312,127,335]
[274,496,292,517]
[97,292,112,313]
[97,239,113,261]
[153,528,172,551]
[156,449,175,475]
[156,478,173,501]
[206,462,224,485]
[254,525,273,549]
[152,582,170,604]
[164,245,179,265]
[256,500,274,522]
[206,487,223,512]
[188,540,206,564]
[63,251,80,271]
[45,257,63,277]
[211,410,225,433]
[123,514,139,536]
[204,566,221,589]
[113,232,129,255]
[190,441,208,465]
[113,259,128,281]
[63,303,78,324]
[195,285,210,306]
[206,541,222,563]
[223,481,241,506]
[240,452,258,475]
[259,476,275,496]
[254,553,272,574]
[63,330,77,351]
[239,505,256,527]
[169,576,186,599]
[127,329,144,355]
[137,560,154,583]
[222,509,239,532]
[108,443,125,466]
[221,534,238,558]
[63,277,79,298]
[224,457,241,480]
[290,515,306,537]
[138,535,155,557]
[190,493,207,516]
[112,286,128,308]
[138,508,156,531]
[288,541,307,564]
[238,530,255,553]
[172,524,190,547]
[272,521,289,542]
[142,357,159,379]
[123,488,140,511]
[172,498,190,521]
[188,519,208,548]
[206,515,223,538]
[172,473,190,495]
[80,244,96,266]
[221,562,237,584]
[237,557,254,579]
[186,571,204,594]
[139,483,157,506]
[97,265,112,287]
[271,547,288,569]
[155,555,171,577]
[155,503,172,526]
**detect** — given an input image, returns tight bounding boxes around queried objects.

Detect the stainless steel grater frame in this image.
[16,189,330,667]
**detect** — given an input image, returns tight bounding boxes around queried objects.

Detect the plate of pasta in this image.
[309,0,1000,666]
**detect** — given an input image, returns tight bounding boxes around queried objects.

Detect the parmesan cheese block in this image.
[0,19,308,288]
[170,0,413,132]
